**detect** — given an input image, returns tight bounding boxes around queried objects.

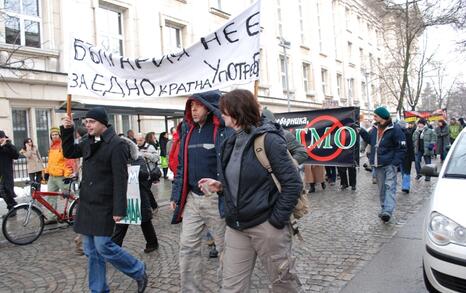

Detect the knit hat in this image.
[0,130,6,138]
[85,107,109,126]
[50,127,60,135]
[417,119,427,125]
[374,107,390,120]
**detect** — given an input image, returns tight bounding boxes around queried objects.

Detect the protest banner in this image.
[403,109,447,123]
[118,165,141,225]
[274,107,360,167]
[68,1,260,99]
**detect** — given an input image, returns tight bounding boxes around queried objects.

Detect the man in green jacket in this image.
[449,118,463,144]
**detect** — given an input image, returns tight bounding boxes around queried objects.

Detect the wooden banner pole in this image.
[66,94,72,117]
[254,80,259,98]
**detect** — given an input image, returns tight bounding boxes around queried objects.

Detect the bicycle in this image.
[2,177,79,245]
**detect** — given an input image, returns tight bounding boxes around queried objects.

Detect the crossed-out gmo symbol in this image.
[295,115,357,162]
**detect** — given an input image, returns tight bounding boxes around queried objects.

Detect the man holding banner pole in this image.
[61,107,148,293]
[360,107,406,224]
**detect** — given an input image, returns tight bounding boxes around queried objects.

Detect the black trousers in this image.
[337,167,357,187]
[29,171,42,183]
[112,221,158,248]
[0,176,17,210]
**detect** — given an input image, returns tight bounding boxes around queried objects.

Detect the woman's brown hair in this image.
[219,89,261,132]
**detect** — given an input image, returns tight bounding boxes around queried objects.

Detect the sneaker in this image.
[380,212,391,223]
[137,263,148,293]
[144,243,159,253]
[415,175,422,180]
[402,189,410,194]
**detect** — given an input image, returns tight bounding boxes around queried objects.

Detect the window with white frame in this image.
[165,22,183,53]
[321,68,328,95]
[361,81,367,100]
[336,73,343,97]
[316,0,323,52]
[279,55,289,93]
[97,5,124,55]
[276,0,283,37]
[35,108,50,156]
[302,62,312,93]
[1,0,41,48]
[345,7,351,31]
[347,78,354,102]
[347,42,352,60]
[298,0,305,44]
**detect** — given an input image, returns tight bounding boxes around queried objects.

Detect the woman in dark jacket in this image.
[158,132,169,179]
[112,137,159,253]
[435,119,450,162]
[199,89,302,292]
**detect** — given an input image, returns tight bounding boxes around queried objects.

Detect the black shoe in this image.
[137,263,148,293]
[380,212,391,223]
[402,189,410,194]
[340,184,349,190]
[308,186,316,194]
[415,175,422,180]
[425,177,431,182]
[209,246,218,258]
[321,183,326,190]
[351,186,356,191]
[144,243,159,253]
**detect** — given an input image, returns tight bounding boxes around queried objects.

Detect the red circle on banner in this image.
[304,115,347,162]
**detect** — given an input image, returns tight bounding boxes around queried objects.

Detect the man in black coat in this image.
[61,107,148,293]
[0,130,19,213]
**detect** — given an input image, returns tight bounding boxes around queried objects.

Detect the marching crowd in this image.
[0,89,464,292]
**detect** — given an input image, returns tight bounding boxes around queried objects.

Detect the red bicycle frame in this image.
[31,189,77,222]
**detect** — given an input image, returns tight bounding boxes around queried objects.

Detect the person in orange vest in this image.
[43,127,74,223]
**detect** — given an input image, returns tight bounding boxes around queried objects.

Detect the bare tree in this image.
[446,83,466,118]
[370,0,465,115]
[429,61,458,109]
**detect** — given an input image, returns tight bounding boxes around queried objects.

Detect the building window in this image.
[369,53,373,72]
[122,114,132,133]
[97,6,124,55]
[12,109,29,150]
[276,0,283,36]
[345,7,351,30]
[361,81,367,100]
[336,73,343,97]
[35,108,50,156]
[321,68,328,95]
[316,0,323,52]
[347,78,354,103]
[347,42,352,60]
[298,0,305,44]
[279,55,289,93]
[302,63,312,93]
[1,0,41,48]
[165,23,183,53]
[108,113,116,128]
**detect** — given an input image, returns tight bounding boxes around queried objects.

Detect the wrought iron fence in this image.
[13,156,49,182]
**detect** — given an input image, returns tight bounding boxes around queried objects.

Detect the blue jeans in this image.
[375,165,397,215]
[83,235,145,293]
[399,163,411,191]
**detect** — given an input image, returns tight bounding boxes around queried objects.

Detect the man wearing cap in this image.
[0,130,19,214]
[360,107,406,223]
[43,127,75,223]
[61,107,148,293]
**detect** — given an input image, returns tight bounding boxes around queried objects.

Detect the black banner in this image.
[274,107,360,167]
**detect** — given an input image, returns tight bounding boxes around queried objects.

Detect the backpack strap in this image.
[254,133,282,192]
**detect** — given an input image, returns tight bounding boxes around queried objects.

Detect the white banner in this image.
[68,1,260,99]
[118,165,141,225]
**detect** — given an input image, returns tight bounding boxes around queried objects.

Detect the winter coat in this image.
[61,125,128,237]
[412,127,436,156]
[359,121,406,167]
[449,123,462,140]
[20,146,43,174]
[0,141,19,192]
[401,127,415,171]
[170,91,234,224]
[159,136,168,157]
[220,121,303,230]
[435,125,450,155]
[44,140,74,177]
[284,130,309,164]
[139,143,160,171]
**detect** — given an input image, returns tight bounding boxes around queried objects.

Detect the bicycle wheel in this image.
[2,205,44,245]
[68,199,79,225]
